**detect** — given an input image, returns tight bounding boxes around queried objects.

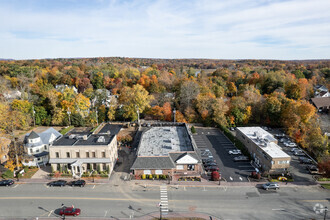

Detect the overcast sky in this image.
[0,0,329,60]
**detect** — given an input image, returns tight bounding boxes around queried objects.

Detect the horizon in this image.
[0,0,329,60]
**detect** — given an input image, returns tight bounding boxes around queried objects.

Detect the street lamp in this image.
[159,203,162,220]
[136,105,140,129]
[173,109,176,123]
[324,206,328,220]
[67,108,71,126]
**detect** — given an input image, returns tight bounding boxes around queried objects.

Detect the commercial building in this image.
[49,124,121,178]
[131,124,202,178]
[236,127,291,172]
[23,128,62,166]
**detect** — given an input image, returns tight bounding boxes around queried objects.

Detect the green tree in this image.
[35,106,48,125]
[92,72,104,89]
[119,84,153,121]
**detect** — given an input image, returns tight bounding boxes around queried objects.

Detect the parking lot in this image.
[193,127,255,182]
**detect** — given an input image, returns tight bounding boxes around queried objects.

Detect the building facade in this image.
[49,125,120,178]
[236,127,291,172]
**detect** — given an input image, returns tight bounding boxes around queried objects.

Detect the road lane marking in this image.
[13,184,19,188]
[104,210,108,217]
[272,209,285,211]
[48,210,53,217]
[230,177,233,181]
[92,185,96,189]
[301,200,329,202]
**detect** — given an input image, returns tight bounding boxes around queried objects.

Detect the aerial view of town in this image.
[0,0,329,219]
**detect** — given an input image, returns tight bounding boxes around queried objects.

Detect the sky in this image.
[0,0,329,60]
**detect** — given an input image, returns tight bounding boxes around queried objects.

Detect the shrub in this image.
[2,170,14,179]
[148,174,153,179]
[100,174,108,178]
[191,126,196,134]
[141,174,146,179]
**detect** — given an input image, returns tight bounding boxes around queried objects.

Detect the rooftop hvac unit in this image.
[83,135,88,140]
[97,136,105,143]
[69,134,76,139]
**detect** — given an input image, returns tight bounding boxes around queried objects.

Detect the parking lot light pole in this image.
[159,204,162,220]
[324,206,328,220]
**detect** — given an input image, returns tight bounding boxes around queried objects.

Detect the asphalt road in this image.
[0,183,329,219]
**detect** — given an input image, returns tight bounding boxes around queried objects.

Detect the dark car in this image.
[233,156,249,162]
[204,162,217,167]
[202,158,216,164]
[69,180,86,187]
[306,165,319,174]
[0,179,14,186]
[48,180,67,187]
[299,157,312,164]
[205,166,219,172]
[59,207,81,217]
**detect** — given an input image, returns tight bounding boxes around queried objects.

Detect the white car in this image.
[291,148,299,152]
[284,142,297,147]
[228,149,242,155]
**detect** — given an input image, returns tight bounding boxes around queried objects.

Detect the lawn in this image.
[321,184,330,190]
[21,167,39,178]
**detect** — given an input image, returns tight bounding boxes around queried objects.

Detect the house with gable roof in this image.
[23,128,62,166]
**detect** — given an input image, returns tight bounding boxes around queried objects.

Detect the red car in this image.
[59,207,81,217]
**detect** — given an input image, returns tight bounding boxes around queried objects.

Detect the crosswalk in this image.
[160,185,169,215]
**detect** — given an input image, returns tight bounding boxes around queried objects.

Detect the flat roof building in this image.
[131,124,202,178]
[236,127,291,173]
[49,125,121,178]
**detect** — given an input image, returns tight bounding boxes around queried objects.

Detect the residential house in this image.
[314,85,330,97]
[23,128,62,167]
[55,84,78,94]
[49,124,121,178]
[131,124,202,179]
[236,127,291,173]
[311,97,330,112]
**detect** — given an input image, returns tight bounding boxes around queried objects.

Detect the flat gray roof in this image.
[137,126,193,156]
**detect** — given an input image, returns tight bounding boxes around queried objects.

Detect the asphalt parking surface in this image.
[193,127,255,182]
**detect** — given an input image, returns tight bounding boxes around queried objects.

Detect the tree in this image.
[92,72,104,89]
[4,159,16,171]
[35,106,48,125]
[180,81,200,109]
[118,84,154,121]
[175,110,187,123]
[227,82,237,96]
[71,113,84,127]
[212,98,229,127]
[163,102,172,121]
[75,93,91,117]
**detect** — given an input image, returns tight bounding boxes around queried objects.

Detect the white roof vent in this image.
[69,134,76,139]
[83,135,88,140]
[97,136,105,143]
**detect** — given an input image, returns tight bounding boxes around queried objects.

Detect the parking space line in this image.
[13,184,19,188]
[48,210,53,217]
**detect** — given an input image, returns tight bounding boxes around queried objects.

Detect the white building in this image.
[24,128,62,167]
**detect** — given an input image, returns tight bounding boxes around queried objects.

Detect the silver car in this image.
[262,182,280,190]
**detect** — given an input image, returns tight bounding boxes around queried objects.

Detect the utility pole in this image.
[96,109,98,126]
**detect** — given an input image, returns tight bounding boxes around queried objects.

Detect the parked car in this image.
[233,156,249,162]
[59,207,81,217]
[280,138,286,143]
[299,157,312,164]
[202,158,216,164]
[275,133,285,138]
[291,148,299,152]
[284,142,297,147]
[294,151,305,156]
[228,149,241,155]
[48,180,67,187]
[205,166,219,172]
[0,179,14,187]
[204,162,217,167]
[262,182,280,190]
[307,165,319,174]
[69,180,86,187]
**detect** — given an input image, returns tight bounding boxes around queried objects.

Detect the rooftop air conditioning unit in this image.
[83,135,88,140]
[97,136,105,143]
[69,134,75,139]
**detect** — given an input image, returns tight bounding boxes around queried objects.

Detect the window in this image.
[93,163,97,170]
[86,152,90,158]
[36,149,40,153]
[55,152,59,158]
[76,152,80,158]
[66,152,70,158]
[176,165,184,170]
[92,152,96,158]
[102,152,106,158]
[44,145,47,150]
[271,161,274,165]
[102,163,107,170]
[187,164,195,171]
[29,149,33,154]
